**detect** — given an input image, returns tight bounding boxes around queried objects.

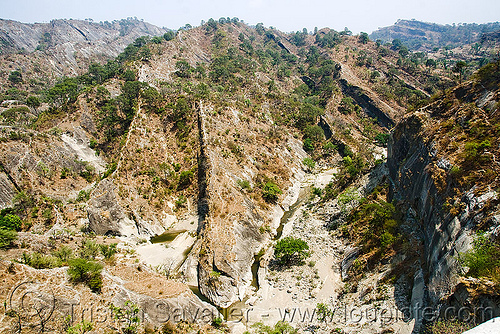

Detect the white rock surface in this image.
[462,318,500,334]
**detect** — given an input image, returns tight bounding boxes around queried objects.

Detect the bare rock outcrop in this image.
[0,172,17,209]
[87,178,138,236]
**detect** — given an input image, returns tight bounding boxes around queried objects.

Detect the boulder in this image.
[87,179,137,237]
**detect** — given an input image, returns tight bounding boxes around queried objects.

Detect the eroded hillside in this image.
[0,18,167,89]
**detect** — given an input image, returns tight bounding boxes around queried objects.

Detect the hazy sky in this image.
[1,0,499,34]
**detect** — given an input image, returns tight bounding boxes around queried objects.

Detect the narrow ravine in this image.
[211,168,341,331]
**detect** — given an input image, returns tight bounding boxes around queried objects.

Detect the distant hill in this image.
[0,18,167,54]
[370,19,500,50]
[0,18,168,76]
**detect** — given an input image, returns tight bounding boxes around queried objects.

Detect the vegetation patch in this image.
[460,232,500,284]
[274,236,310,266]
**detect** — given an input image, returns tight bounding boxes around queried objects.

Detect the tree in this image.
[46,77,79,107]
[425,58,437,68]
[8,71,22,85]
[67,258,103,292]
[274,237,310,266]
[296,103,323,130]
[175,60,192,78]
[151,36,163,44]
[163,31,176,41]
[303,125,325,144]
[453,60,468,83]
[338,97,356,114]
[122,69,136,82]
[262,182,282,203]
[341,27,352,36]
[358,32,369,44]
[26,96,41,110]
[207,18,217,31]
[251,321,298,334]
[138,46,151,61]
[141,86,162,113]
[256,23,265,35]
[391,39,403,50]
[399,45,409,57]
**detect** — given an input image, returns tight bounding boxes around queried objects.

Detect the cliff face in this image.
[387,62,500,328]
[388,111,471,299]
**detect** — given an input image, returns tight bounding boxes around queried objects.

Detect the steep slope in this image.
[388,60,500,330]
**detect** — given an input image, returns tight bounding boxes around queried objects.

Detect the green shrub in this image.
[175,195,187,209]
[374,133,390,146]
[249,321,298,334]
[0,213,22,231]
[316,303,333,322]
[68,258,103,292]
[60,167,69,179]
[425,319,473,334]
[22,251,62,269]
[80,169,94,183]
[262,182,282,203]
[461,232,500,283]
[303,158,316,171]
[212,317,223,328]
[338,97,356,114]
[303,138,314,151]
[337,187,360,205]
[342,154,365,178]
[66,320,93,334]
[53,245,73,263]
[0,228,17,249]
[76,190,90,202]
[312,187,322,197]
[237,179,251,190]
[8,70,23,84]
[110,301,141,334]
[348,198,400,254]
[100,243,117,259]
[210,270,221,278]
[380,231,396,249]
[79,239,100,260]
[178,170,194,190]
[274,236,310,266]
[89,138,98,149]
[102,162,117,179]
[464,140,491,162]
[450,165,461,176]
